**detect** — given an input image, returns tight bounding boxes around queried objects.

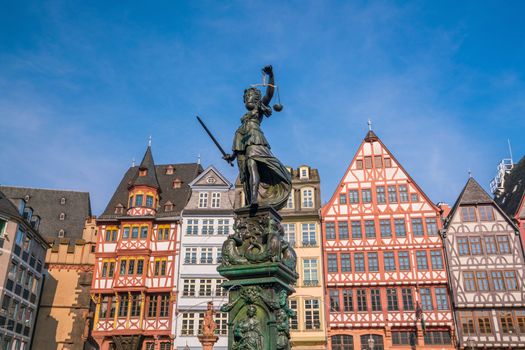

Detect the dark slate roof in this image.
[130,146,160,189]
[0,190,23,219]
[495,156,525,217]
[0,186,91,242]
[99,163,203,220]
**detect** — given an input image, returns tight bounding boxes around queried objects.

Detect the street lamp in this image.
[368,335,375,350]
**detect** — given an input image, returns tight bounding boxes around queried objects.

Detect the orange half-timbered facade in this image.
[321,130,455,350]
[91,146,202,350]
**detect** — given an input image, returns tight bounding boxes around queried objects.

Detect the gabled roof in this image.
[189,165,231,188]
[0,186,92,242]
[495,155,525,218]
[99,163,203,219]
[446,177,519,230]
[130,146,160,189]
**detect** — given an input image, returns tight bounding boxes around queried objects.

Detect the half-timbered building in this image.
[91,146,202,350]
[443,177,525,349]
[175,166,234,350]
[321,129,455,350]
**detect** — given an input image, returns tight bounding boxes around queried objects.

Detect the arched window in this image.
[59,213,66,221]
[332,335,354,350]
[58,229,65,238]
[360,334,384,350]
[60,197,66,205]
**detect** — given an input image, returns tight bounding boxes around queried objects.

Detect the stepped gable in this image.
[495,155,525,217]
[0,186,91,241]
[99,162,203,219]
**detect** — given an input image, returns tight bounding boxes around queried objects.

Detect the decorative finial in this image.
[367,119,372,131]
[132,158,135,167]
[468,168,472,178]
[197,154,201,165]
[148,135,152,147]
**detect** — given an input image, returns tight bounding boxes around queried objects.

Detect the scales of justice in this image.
[197,65,298,350]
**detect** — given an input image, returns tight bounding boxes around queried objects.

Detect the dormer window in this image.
[60,197,66,205]
[173,179,182,189]
[59,213,66,221]
[23,208,33,222]
[58,229,65,238]
[164,201,174,212]
[139,169,147,177]
[165,165,174,175]
[115,204,124,214]
[300,167,309,180]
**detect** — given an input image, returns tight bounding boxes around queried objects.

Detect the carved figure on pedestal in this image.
[232,305,263,350]
[201,301,217,337]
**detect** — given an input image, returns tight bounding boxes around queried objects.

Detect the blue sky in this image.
[1,1,524,214]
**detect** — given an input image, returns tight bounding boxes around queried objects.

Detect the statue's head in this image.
[243,87,262,111]
[246,305,257,317]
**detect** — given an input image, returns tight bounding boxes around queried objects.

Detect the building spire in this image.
[129,145,160,189]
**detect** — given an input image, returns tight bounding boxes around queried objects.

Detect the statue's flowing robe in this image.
[233,108,291,210]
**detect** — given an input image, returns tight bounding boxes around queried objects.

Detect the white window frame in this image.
[211,192,221,208]
[198,192,208,208]
[301,188,314,208]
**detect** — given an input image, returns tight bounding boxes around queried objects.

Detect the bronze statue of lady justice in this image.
[198,65,292,211]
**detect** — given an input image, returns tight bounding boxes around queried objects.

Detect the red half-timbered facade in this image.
[91,146,202,350]
[321,130,455,350]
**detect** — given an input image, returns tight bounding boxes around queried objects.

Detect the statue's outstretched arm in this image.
[262,65,275,106]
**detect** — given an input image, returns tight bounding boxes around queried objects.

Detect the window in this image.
[425,218,438,236]
[398,251,410,270]
[410,193,419,202]
[130,294,141,317]
[199,279,213,296]
[361,189,372,203]
[210,192,221,208]
[215,219,229,235]
[118,294,129,317]
[354,253,365,272]
[497,236,510,254]
[356,160,363,169]
[122,227,130,240]
[398,185,409,202]
[215,279,226,296]
[424,331,451,345]
[102,262,109,277]
[304,299,320,329]
[476,271,489,291]
[128,196,134,208]
[325,222,336,240]
[339,193,347,205]
[343,289,353,312]
[478,206,494,221]
[302,188,314,208]
[435,288,448,310]
[285,193,294,209]
[154,259,167,276]
[485,236,497,254]
[402,288,414,310]
[500,312,515,334]
[349,190,359,204]
[477,311,492,334]
[181,313,195,335]
[329,289,340,311]
[368,252,379,272]
[131,227,139,239]
[461,312,475,334]
[341,253,351,272]
[135,194,143,207]
[146,195,154,208]
[302,223,317,246]
[215,312,228,335]
[198,193,208,208]
[463,272,476,291]
[105,228,117,242]
[157,226,169,240]
[516,310,525,334]
[384,252,396,271]
[365,220,376,239]
[392,331,417,346]
[300,167,309,179]
[457,237,470,255]
[202,219,214,235]
[351,221,362,239]
[289,300,298,330]
[186,219,198,235]
[303,259,318,285]
[430,251,443,269]
[420,288,433,310]
[338,221,349,240]
[376,186,386,204]
[185,248,197,264]
[183,279,196,296]
[374,155,383,168]
[492,271,505,291]
[411,218,424,236]
[394,219,406,237]
[416,251,428,270]
[386,289,398,311]
[200,248,213,264]
[282,223,296,246]
[504,271,518,290]
[364,156,372,169]
[357,289,367,311]
[380,219,391,238]
[461,207,476,222]
[128,260,135,275]
[327,254,338,273]
[140,226,148,239]
[332,335,354,350]
[386,186,397,204]
[371,289,381,311]
[469,236,483,255]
